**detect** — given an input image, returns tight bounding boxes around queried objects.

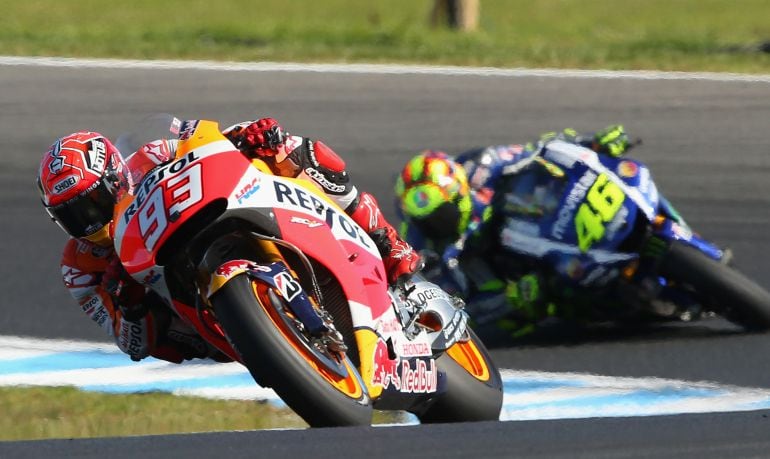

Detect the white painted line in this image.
[0,56,768,83]
[0,360,247,386]
[500,369,737,391]
[175,386,280,401]
[503,386,634,405]
[0,335,115,353]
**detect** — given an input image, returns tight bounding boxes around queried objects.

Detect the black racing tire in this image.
[416,328,503,423]
[211,274,373,427]
[660,241,770,331]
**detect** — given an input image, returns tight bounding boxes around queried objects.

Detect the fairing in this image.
[111,118,453,403]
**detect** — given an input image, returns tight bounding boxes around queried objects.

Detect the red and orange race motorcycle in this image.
[111,115,502,427]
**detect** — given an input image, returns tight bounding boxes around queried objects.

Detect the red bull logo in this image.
[372,339,401,390]
[371,338,438,393]
[400,359,437,393]
[215,260,253,278]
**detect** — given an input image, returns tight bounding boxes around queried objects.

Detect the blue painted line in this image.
[746,399,770,410]
[0,351,134,374]
[504,387,732,410]
[502,378,585,392]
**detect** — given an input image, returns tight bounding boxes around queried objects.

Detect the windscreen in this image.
[114,113,182,159]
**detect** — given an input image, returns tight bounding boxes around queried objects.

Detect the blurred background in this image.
[0,0,768,72]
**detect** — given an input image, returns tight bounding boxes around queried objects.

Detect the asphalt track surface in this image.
[1,59,770,457]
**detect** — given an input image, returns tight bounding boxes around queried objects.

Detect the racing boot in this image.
[347,191,423,285]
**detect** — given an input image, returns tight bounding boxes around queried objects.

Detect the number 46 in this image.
[574,173,625,252]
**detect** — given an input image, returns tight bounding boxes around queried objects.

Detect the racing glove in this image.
[592,124,629,157]
[463,275,546,328]
[538,128,580,144]
[495,274,560,338]
[528,128,582,152]
[102,255,147,321]
[231,117,286,157]
[504,273,545,319]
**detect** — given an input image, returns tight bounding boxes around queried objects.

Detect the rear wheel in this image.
[660,241,770,331]
[416,328,503,423]
[211,274,372,427]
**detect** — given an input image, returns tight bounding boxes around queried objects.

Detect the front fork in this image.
[203,235,347,353]
[619,213,723,319]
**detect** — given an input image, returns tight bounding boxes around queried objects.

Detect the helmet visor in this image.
[413,201,462,240]
[46,179,116,238]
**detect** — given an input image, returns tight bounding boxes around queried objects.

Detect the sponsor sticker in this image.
[290,216,323,228]
[375,318,403,335]
[142,269,162,285]
[371,338,438,393]
[552,170,598,240]
[169,117,182,136]
[62,267,95,288]
[617,160,639,178]
[235,176,262,204]
[273,181,373,250]
[215,260,253,278]
[53,176,78,194]
[48,141,66,174]
[305,167,346,193]
[82,296,109,328]
[273,272,301,302]
[141,140,172,163]
[397,340,432,358]
[84,140,107,175]
[372,339,401,390]
[179,120,199,140]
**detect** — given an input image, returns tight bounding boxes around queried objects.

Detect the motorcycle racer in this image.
[395,125,632,336]
[37,118,422,363]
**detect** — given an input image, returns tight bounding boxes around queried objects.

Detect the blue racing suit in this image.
[400,127,635,335]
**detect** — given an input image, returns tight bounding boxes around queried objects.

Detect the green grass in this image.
[0,386,306,440]
[0,386,409,440]
[0,0,768,72]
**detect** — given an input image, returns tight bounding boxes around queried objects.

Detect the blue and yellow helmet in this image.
[395,151,472,239]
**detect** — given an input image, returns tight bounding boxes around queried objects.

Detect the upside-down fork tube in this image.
[206,237,284,298]
[207,236,332,337]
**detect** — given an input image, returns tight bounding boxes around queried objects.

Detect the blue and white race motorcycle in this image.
[462,139,770,331]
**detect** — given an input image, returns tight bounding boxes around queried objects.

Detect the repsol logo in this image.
[123,151,200,223]
[273,181,371,248]
[119,321,145,356]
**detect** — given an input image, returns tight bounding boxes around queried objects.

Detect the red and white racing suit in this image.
[60,122,419,363]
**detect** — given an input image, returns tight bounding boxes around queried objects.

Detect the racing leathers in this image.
[399,127,633,336]
[61,120,421,362]
[61,138,217,363]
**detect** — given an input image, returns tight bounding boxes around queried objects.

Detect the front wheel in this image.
[211,274,373,427]
[415,328,503,423]
[660,241,770,331]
